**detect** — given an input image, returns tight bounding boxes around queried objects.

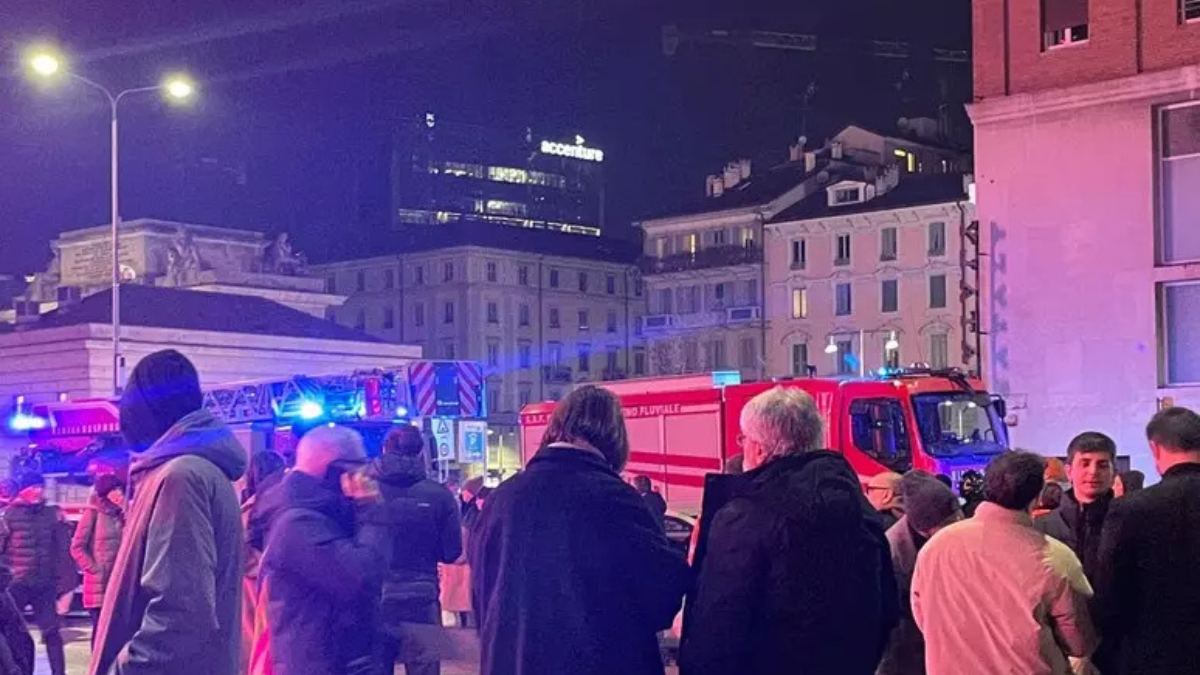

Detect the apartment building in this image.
[766,173,974,378]
[970,0,1200,470]
[313,224,645,463]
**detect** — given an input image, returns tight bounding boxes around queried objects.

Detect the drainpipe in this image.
[757,210,768,382]
[538,257,545,401]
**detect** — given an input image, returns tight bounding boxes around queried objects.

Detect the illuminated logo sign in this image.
[540,139,604,162]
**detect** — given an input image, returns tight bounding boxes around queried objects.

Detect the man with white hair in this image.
[251,425,390,675]
[680,387,898,675]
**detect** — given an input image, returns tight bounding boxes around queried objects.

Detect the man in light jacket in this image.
[912,451,1096,675]
[88,350,247,675]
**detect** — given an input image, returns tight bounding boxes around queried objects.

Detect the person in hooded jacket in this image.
[69,473,126,636]
[371,425,462,675]
[680,387,899,675]
[470,385,690,675]
[88,349,247,675]
[253,424,391,675]
[0,472,65,675]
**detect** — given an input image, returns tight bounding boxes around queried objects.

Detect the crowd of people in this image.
[0,348,1198,675]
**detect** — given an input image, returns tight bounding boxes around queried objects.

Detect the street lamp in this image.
[25,46,196,396]
[827,329,903,376]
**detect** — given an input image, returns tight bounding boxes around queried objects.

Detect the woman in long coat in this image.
[69,474,126,633]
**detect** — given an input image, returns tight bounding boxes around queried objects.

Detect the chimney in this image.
[789,136,807,162]
[804,151,817,173]
[723,162,742,190]
[831,141,844,160]
[707,175,725,198]
[738,158,751,180]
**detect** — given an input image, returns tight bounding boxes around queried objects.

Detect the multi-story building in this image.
[636,123,969,381]
[765,173,974,379]
[970,0,1200,471]
[392,114,605,236]
[312,223,645,466]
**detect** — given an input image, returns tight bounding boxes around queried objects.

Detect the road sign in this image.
[433,418,455,461]
[459,420,488,463]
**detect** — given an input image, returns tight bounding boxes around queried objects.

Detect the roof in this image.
[769,173,968,223]
[640,159,819,222]
[8,285,381,343]
[311,220,641,266]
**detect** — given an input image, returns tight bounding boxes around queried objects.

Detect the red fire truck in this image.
[519,368,1009,514]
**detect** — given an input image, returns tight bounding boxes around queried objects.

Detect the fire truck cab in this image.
[520,368,1009,514]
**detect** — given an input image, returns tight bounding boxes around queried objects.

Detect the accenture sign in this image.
[540,140,604,163]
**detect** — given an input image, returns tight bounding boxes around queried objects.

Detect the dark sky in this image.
[0,0,971,272]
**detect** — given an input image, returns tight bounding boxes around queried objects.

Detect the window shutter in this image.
[1043,0,1088,32]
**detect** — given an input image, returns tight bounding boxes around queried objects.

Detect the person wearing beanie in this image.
[877,472,962,675]
[370,425,462,675]
[70,472,126,638]
[89,349,248,675]
[0,471,65,675]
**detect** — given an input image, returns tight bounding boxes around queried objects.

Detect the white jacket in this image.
[911,502,1096,675]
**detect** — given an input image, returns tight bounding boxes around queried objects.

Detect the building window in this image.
[383,308,395,329]
[881,227,898,261]
[791,239,807,270]
[443,262,454,282]
[518,304,530,327]
[930,333,949,369]
[441,340,456,360]
[606,274,616,295]
[739,337,757,369]
[684,233,698,255]
[384,269,395,290]
[1163,282,1200,385]
[487,301,499,323]
[837,339,854,375]
[682,340,700,371]
[740,226,756,248]
[578,272,589,292]
[710,228,728,246]
[548,342,563,367]
[928,222,947,257]
[1160,103,1200,263]
[518,383,533,408]
[1182,0,1200,22]
[355,310,366,331]
[835,234,851,266]
[882,279,899,313]
[657,288,673,314]
[414,303,425,327]
[549,307,560,329]
[706,339,727,370]
[486,340,500,368]
[578,344,591,373]
[518,265,530,286]
[606,311,618,334]
[635,279,644,296]
[443,302,455,324]
[326,274,337,293]
[519,341,532,369]
[654,237,667,259]
[578,310,590,331]
[486,262,497,283]
[633,348,647,375]
[834,187,861,204]
[791,343,809,376]
[1043,0,1089,50]
[414,265,424,286]
[836,283,853,316]
[791,288,808,319]
[930,275,948,309]
[356,271,366,292]
[713,283,726,305]
[549,269,560,288]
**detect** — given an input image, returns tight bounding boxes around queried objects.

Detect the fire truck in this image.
[519,368,1010,514]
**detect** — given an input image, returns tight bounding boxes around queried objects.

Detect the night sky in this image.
[0,0,971,273]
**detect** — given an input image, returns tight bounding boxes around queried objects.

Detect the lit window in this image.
[907,153,916,173]
[1160,103,1200,264]
[441,162,485,178]
[836,234,852,266]
[488,166,530,184]
[1044,24,1089,49]
[893,148,908,158]
[791,288,808,319]
[740,226,755,248]
[685,233,698,255]
[1042,0,1089,49]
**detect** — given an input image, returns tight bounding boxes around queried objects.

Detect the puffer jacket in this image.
[70,494,125,608]
[0,495,60,587]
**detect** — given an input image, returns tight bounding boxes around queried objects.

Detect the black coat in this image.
[1094,462,1200,675]
[258,471,391,675]
[1034,488,1112,581]
[0,500,59,587]
[469,445,690,675]
[680,451,899,675]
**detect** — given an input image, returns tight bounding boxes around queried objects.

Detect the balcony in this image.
[601,368,627,381]
[639,244,763,276]
[542,366,573,383]
[640,306,762,333]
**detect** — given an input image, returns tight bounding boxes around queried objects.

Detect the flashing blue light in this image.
[298,401,324,421]
[8,413,47,432]
[396,406,408,418]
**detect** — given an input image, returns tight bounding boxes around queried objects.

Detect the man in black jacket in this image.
[0,473,63,675]
[1035,431,1117,580]
[680,387,899,675]
[1094,407,1200,675]
[371,426,462,675]
[257,424,390,675]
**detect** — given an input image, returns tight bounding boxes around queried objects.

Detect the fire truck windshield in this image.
[912,392,1007,458]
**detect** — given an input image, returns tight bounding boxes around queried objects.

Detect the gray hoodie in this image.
[89,409,247,675]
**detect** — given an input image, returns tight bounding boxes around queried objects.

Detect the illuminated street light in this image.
[885,331,900,352]
[23,45,199,395]
[824,336,838,354]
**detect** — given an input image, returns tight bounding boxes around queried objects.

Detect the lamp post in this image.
[26,48,195,395]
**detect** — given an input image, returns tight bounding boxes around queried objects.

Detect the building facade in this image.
[392,114,605,236]
[313,225,645,467]
[970,0,1200,472]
